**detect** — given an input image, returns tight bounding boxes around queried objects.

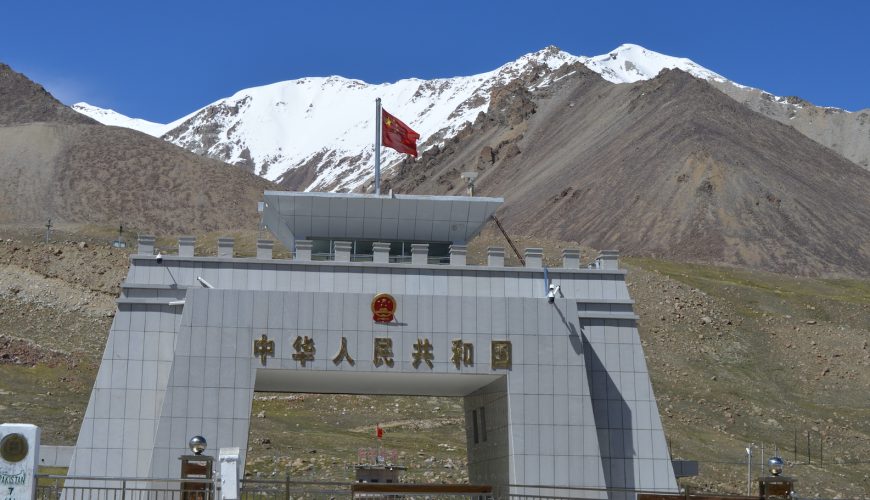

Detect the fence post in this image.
[820,433,824,466]
[121,479,127,500]
[794,429,797,463]
[285,473,291,500]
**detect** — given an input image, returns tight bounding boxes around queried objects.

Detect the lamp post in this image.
[746,446,753,496]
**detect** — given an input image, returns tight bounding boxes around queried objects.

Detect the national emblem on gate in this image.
[371,293,397,323]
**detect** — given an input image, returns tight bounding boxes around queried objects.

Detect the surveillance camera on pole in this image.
[547,284,561,304]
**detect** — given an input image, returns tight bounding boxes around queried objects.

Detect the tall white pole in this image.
[746,446,752,495]
[374,97,382,195]
[760,442,764,476]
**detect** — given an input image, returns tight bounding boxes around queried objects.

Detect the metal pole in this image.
[490,215,526,266]
[746,446,752,496]
[761,442,764,475]
[374,97,382,195]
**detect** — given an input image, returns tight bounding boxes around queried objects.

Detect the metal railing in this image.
[36,476,499,500]
[37,475,218,499]
[39,476,847,500]
[239,477,351,498]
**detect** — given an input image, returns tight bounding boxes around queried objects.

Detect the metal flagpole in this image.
[374,97,382,195]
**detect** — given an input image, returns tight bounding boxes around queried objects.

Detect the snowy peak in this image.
[579,43,728,84]
[504,45,580,73]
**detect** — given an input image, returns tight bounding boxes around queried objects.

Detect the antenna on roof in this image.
[460,171,479,197]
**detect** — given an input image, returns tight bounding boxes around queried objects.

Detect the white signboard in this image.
[0,424,39,500]
[218,447,240,500]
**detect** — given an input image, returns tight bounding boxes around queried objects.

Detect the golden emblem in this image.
[371,293,397,323]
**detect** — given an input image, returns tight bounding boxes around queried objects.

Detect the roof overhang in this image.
[261,191,503,249]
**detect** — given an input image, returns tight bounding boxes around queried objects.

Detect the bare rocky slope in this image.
[387,65,870,277]
[711,81,870,170]
[0,64,276,234]
[1,230,867,497]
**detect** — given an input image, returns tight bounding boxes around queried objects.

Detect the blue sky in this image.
[2,0,868,122]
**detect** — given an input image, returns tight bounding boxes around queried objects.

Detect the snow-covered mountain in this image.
[71,102,172,137]
[74,43,867,190]
[578,43,728,84]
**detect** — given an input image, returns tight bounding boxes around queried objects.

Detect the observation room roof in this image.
[261,191,503,248]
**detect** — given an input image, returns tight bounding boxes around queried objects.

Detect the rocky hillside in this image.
[387,64,870,277]
[0,63,96,126]
[711,81,870,169]
[0,64,276,234]
[1,229,867,497]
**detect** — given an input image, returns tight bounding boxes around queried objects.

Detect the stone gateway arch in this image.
[69,192,678,498]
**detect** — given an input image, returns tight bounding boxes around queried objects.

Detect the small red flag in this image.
[382,109,420,157]
[376,424,384,439]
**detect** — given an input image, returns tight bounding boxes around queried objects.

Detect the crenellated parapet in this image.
[136,234,612,271]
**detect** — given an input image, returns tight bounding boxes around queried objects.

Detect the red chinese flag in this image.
[382,109,420,157]
[376,424,384,439]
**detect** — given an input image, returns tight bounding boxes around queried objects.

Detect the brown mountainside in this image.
[388,65,870,277]
[0,63,96,126]
[711,81,870,170]
[0,64,276,234]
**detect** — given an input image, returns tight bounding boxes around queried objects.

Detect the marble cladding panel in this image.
[75,264,675,497]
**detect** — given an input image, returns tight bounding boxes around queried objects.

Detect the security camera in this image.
[155,252,163,263]
[547,284,561,304]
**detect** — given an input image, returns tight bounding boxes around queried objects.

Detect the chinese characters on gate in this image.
[251,293,513,369]
[253,334,512,370]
